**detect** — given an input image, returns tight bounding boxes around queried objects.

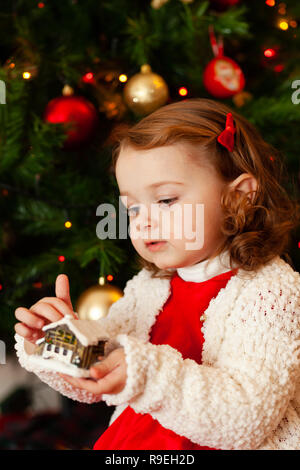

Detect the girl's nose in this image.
[134,204,159,233]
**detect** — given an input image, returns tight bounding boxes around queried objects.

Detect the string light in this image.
[107,274,113,281]
[119,74,127,83]
[179,87,188,97]
[278,20,289,30]
[99,276,105,285]
[58,255,65,262]
[290,20,297,28]
[38,2,45,7]
[64,220,72,228]
[82,72,95,84]
[264,48,276,57]
[0,284,3,291]
[23,71,31,79]
[265,0,275,6]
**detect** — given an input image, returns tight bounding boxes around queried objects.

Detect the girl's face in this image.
[115,143,227,270]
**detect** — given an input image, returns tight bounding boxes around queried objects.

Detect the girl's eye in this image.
[158,197,177,206]
[127,198,177,217]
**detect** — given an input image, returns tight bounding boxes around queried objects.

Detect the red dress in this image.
[94,268,238,450]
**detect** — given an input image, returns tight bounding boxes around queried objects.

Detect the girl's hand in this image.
[59,348,127,396]
[14,274,76,344]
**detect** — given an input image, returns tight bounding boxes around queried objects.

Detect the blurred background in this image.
[0,0,299,450]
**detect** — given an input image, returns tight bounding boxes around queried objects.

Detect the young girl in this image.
[14,98,300,450]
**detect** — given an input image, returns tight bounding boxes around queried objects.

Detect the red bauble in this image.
[44,95,99,148]
[210,0,240,11]
[203,56,245,99]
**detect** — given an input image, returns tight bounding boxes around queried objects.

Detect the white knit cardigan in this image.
[15,255,300,450]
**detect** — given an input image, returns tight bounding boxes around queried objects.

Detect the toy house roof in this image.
[36,314,109,347]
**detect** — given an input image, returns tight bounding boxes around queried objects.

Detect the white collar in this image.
[176,250,237,283]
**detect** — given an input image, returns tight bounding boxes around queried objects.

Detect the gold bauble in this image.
[75,283,123,321]
[123,64,169,115]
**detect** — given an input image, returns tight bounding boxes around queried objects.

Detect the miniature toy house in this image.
[31,314,109,377]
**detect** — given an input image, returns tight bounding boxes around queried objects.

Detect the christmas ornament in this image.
[123,64,169,115]
[43,93,99,148]
[203,26,245,99]
[209,0,240,11]
[28,314,110,378]
[76,281,123,321]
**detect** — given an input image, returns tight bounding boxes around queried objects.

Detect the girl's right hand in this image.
[14,274,76,345]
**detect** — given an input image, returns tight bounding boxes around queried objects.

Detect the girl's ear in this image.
[228,173,258,203]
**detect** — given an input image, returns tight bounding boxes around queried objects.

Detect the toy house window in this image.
[46,344,51,351]
[63,349,67,356]
[64,333,76,344]
[54,346,59,353]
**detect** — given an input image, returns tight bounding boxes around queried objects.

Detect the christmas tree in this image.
[0,0,299,348]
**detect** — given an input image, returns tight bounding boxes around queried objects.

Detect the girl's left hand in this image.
[59,347,127,396]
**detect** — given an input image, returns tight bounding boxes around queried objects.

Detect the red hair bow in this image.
[217,113,236,152]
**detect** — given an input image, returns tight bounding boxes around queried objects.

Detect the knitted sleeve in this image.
[99,282,300,450]
[14,273,139,403]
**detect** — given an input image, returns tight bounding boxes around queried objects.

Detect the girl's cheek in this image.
[167,206,184,241]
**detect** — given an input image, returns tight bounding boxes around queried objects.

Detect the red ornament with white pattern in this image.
[203,26,245,99]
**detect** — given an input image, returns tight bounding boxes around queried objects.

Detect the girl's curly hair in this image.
[109,98,300,279]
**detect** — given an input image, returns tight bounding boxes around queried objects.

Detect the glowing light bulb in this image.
[264,48,276,57]
[179,87,188,97]
[107,274,113,281]
[82,72,95,84]
[64,221,72,228]
[58,255,65,262]
[279,20,289,30]
[23,71,31,79]
[265,0,275,5]
[119,74,127,83]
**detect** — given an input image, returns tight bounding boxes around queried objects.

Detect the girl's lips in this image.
[145,241,167,252]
